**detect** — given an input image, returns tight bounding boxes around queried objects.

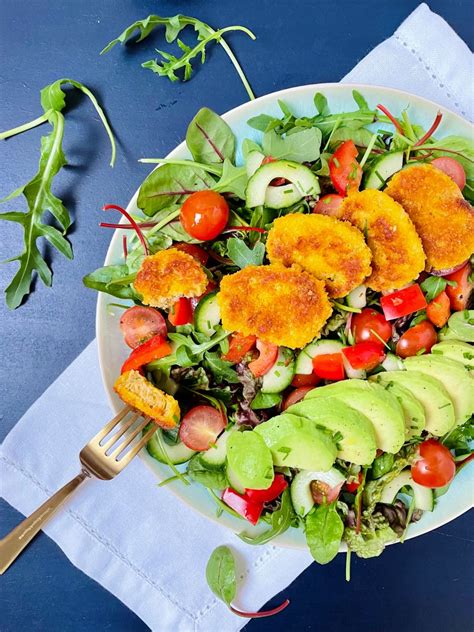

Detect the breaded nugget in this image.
[134,248,207,308]
[114,370,180,428]
[338,190,425,292]
[217,264,332,349]
[385,164,474,271]
[266,213,372,298]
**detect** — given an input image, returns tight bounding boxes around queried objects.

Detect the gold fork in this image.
[0,405,156,574]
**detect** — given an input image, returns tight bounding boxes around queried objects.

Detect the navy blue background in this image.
[1,1,473,630]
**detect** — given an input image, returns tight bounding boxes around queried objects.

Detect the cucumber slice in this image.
[261,347,295,393]
[381,353,404,372]
[346,285,367,309]
[226,461,245,493]
[246,160,320,209]
[290,468,346,517]
[380,469,434,511]
[147,430,196,465]
[201,429,231,469]
[246,150,265,177]
[194,291,221,336]
[364,152,404,190]
[341,355,366,380]
[295,340,344,375]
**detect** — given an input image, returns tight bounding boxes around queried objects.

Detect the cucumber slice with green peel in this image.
[295,340,344,375]
[381,353,404,372]
[147,430,196,465]
[201,429,232,469]
[226,461,246,493]
[380,469,434,511]
[246,150,265,177]
[290,468,346,517]
[246,160,320,209]
[346,285,367,309]
[364,152,404,190]
[441,310,474,343]
[261,347,295,393]
[431,341,474,371]
[194,291,221,336]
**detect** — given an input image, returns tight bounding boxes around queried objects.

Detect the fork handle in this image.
[0,469,90,574]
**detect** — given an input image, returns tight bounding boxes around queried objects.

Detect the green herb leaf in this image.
[247,113,280,133]
[314,93,330,117]
[420,275,456,302]
[204,351,240,384]
[352,90,369,111]
[227,237,265,268]
[205,545,237,606]
[213,159,248,198]
[238,489,295,545]
[250,392,282,410]
[187,455,228,489]
[305,501,344,564]
[82,265,137,300]
[186,107,236,164]
[262,128,322,162]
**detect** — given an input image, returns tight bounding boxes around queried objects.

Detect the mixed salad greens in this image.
[85,90,474,568]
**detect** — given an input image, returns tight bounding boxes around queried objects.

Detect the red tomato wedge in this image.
[291,373,321,388]
[180,190,229,241]
[313,194,344,216]
[312,353,345,381]
[222,332,256,363]
[179,405,226,451]
[329,140,362,195]
[245,474,288,503]
[121,334,172,373]
[168,297,194,326]
[426,290,451,327]
[282,386,316,411]
[395,321,437,358]
[444,263,473,311]
[411,439,455,488]
[345,472,363,493]
[380,284,427,320]
[351,308,392,344]
[173,242,209,266]
[342,342,386,371]
[119,306,167,349]
[431,157,466,190]
[248,340,279,377]
[221,488,263,525]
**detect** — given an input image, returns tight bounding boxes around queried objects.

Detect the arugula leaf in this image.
[314,93,330,116]
[262,128,322,162]
[205,545,237,606]
[227,237,265,268]
[328,126,374,149]
[187,455,228,489]
[420,275,456,302]
[246,113,279,133]
[101,14,256,100]
[186,108,236,164]
[238,489,295,545]
[241,138,262,159]
[0,79,115,309]
[82,264,137,300]
[352,90,369,111]
[204,352,240,384]
[213,159,248,198]
[305,501,344,564]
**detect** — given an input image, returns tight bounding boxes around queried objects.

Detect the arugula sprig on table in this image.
[0,79,115,309]
[101,14,256,100]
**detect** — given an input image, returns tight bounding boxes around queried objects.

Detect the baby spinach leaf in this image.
[213,159,248,198]
[137,162,216,215]
[305,501,344,564]
[187,456,228,489]
[250,392,282,410]
[205,545,237,606]
[204,352,240,384]
[238,489,295,545]
[227,237,265,268]
[262,128,322,162]
[186,108,236,164]
[83,265,137,299]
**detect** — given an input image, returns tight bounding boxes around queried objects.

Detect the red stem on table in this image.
[230,599,290,618]
[376,104,404,135]
[122,235,128,259]
[102,204,149,255]
[414,111,443,146]
[223,226,267,234]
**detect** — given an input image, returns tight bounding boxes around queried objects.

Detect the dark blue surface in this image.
[0,1,473,630]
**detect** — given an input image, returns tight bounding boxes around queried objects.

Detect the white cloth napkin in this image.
[2,4,473,631]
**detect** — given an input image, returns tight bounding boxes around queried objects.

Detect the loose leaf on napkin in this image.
[0,78,115,309]
[205,545,237,606]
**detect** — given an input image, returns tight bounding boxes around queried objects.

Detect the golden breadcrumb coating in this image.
[266,213,372,298]
[217,264,332,349]
[338,189,425,292]
[133,248,208,308]
[114,370,180,428]
[385,164,474,271]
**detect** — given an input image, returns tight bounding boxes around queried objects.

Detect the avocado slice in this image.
[254,413,337,471]
[303,380,405,454]
[431,341,474,372]
[404,356,474,426]
[286,398,377,465]
[374,371,455,436]
[376,380,426,438]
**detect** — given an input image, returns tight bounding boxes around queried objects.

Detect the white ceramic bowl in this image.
[97,83,473,549]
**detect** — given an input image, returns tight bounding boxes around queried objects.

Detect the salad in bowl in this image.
[85,87,474,565]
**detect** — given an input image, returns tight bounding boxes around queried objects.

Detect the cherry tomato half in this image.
[119,306,167,349]
[431,157,466,190]
[248,340,279,377]
[173,242,209,266]
[222,332,256,363]
[282,386,316,411]
[329,140,362,196]
[168,297,193,326]
[411,439,455,488]
[395,321,437,358]
[313,194,344,217]
[342,341,386,371]
[445,263,473,311]
[180,190,229,241]
[351,308,393,345]
[426,290,451,327]
[179,405,227,451]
